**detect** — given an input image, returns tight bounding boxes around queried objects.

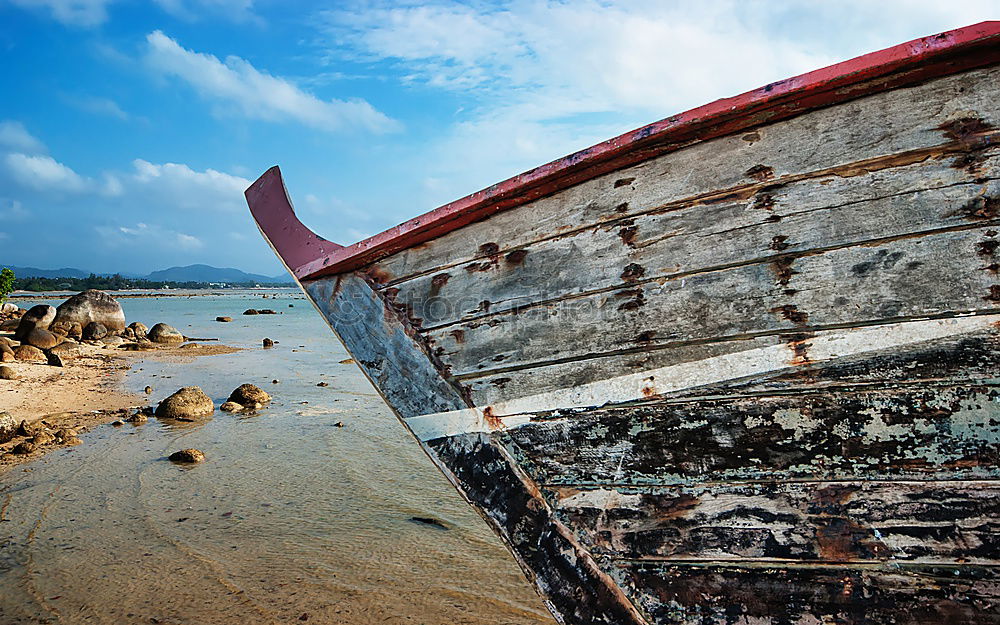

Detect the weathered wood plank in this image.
[368,65,1000,287]
[500,384,1000,485]
[428,226,1000,377]
[389,148,1000,329]
[303,274,468,418]
[551,481,1000,563]
[464,315,1000,406]
[612,561,1000,624]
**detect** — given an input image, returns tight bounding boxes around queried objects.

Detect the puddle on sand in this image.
[0,292,554,625]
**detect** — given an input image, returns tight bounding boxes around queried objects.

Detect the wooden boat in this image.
[247,22,1000,624]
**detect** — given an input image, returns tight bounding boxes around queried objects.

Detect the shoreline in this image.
[0,338,242,474]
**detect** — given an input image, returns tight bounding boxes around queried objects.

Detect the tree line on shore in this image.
[2,269,288,293]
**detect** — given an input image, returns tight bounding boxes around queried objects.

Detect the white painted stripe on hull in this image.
[405,315,1000,442]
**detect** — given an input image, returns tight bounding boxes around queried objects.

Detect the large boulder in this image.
[147,323,184,344]
[1,303,19,314]
[0,342,14,362]
[227,384,271,407]
[14,344,45,361]
[14,304,56,341]
[0,412,17,443]
[53,290,125,334]
[24,328,60,350]
[155,387,214,419]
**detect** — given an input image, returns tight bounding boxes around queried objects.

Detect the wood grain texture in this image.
[388,147,1000,330]
[613,561,1000,624]
[367,65,1000,288]
[304,274,467,418]
[465,316,1000,405]
[551,481,1000,563]
[501,383,1000,485]
[428,225,1000,377]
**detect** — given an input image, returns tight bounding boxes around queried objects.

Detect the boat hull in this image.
[250,22,1000,625]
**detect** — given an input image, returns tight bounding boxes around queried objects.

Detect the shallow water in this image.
[0,292,555,624]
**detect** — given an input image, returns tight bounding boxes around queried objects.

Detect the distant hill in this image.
[146,264,290,284]
[5,266,90,279]
[2,263,292,285]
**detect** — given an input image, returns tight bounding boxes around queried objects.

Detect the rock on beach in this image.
[13,345,45,362]
[0,412,17,443]
[147,323,184,344]
[14,304,56,341]
[227,384,270,407]
[25,328,61,349]
[155,387,215,419]
[54,290,126,333]
[169,448,205,463]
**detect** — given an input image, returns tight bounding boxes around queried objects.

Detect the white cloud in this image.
[318,0,1000,203]
[8,0,114,27]
[98,222,205,251]
[70,95,130,120]
[129,158,250,211]
[143,30,400,134]
[3,153,90,193]
[0,121,46,154]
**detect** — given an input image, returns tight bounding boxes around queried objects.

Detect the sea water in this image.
[0,291,554,624]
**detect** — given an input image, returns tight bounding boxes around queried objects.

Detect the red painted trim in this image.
[245,166,343,274]
[248,21,1000,280]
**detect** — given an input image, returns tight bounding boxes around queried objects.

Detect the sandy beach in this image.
[0,327,241,473]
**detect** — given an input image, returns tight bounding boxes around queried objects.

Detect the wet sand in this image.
[0,293,556,625]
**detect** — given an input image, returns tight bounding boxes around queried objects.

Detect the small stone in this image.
[0,412,17,443]
[0,365,16,380]
[54,428,78,442]
[258,309,277,315]
[13,344,45,362]
[82,322,108,341]
[144,386,153,394]
[111,420,124,427]
[32,430,55,445]
[228,384,270,406]
[102,335,125,347]
[11,441,36,454]
[169,448,205,463]
[334,421,345,428]
[271,379,279,384]
[316,382,328,387]
[262,338,274,349]
[16,420,38,437]
[49,342,81,360]
[216,316,232,322]
[128,321,148,337]
[339,358,355,365]
[243,309,259,316]
[125,412,147,424]
[45,351,63,368]
[219,401,243,413]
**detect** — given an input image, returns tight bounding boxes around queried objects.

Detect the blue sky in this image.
[0,0,995,275]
